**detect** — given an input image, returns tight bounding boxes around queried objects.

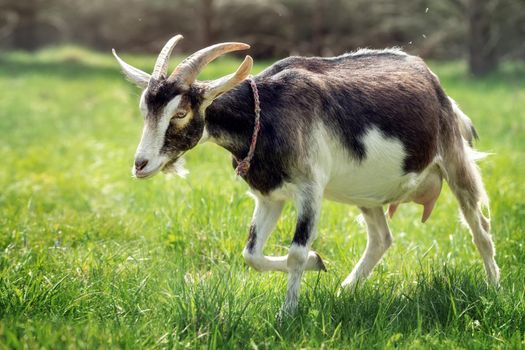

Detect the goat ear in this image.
[203,55,253,101]
[112,49,151,89]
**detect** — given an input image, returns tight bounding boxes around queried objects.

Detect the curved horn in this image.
[170,42,250,86]
[112,49,151,88]
[151,34,184,80]
[204,55,253,100]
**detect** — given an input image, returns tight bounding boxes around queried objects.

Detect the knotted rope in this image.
[235,77,261,177]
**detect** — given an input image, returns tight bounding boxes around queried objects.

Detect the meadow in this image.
[0,47,524,349]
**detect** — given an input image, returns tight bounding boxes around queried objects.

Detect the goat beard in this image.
[162,156,189,178]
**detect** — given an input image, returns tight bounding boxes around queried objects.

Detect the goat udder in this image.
[413,174,442,223]
[388,172,442,223]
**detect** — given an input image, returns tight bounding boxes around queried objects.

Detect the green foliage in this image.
[0,47,524,349]
[3,0,525,62]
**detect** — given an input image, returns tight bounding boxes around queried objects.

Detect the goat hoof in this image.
[306,251,327,271]
[315,252,327,271]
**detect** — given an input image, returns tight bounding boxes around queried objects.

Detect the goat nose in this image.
[134,158,149,171]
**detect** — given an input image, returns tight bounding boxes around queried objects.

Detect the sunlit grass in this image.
[0,47,524,348]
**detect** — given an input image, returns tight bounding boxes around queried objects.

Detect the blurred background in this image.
[1,1,525,348]
[1,0,524,76]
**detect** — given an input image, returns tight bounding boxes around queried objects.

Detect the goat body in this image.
[114,39,499,317]
[208,50,443,201]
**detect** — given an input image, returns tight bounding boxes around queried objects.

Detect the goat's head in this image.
[113,35,252,179]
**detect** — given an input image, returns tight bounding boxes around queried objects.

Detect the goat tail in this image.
[442,98,491,224]
[448,97,478,145]
[448,97,488,162]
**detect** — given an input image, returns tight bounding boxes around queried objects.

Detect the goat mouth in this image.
[133,153,185,179]
[133,160,167,179]
[134,166,162,179]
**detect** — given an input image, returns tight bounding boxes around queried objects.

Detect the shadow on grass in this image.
[0,259,521,348]
[155,263,520,347]
[275,265,518,346]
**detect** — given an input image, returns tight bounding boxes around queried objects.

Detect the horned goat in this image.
[113,35,499,316]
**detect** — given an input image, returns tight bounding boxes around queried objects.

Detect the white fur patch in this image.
[322,127,411,206]
[133,95,182,177]
[139,95,181,153]
[163,95,184,118]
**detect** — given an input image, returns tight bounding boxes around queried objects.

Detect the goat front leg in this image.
[242,197,287,271]
[280,184,324,317]
[341,207,392,290]
[243,196,325,272]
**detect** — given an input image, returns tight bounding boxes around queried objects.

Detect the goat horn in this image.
[169,42,250,86]
[151,34,184,80]
[112,49,151,88]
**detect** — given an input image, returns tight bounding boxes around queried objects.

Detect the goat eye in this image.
[173,110,187,119]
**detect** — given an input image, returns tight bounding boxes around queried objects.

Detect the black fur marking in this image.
[206,80,297,194]
[246,224,257,252]
[161,105,205,156]
[292,202,313,246]
[146,82,206,159]
[145,79,186,116]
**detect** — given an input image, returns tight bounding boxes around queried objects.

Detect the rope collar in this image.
[235,77,261,177]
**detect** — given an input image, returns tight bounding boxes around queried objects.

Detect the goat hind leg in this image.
[445,152,500,284]
[341,207,392,290]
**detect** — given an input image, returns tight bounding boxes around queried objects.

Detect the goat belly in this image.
[324,172,430,208]
[319,127,442,215]
[320,125,442,211]
[322,128,419,207]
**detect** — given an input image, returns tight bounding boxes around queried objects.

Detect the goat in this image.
[113,35,499,316]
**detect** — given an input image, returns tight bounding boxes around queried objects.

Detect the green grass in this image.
[0,46,524,349]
